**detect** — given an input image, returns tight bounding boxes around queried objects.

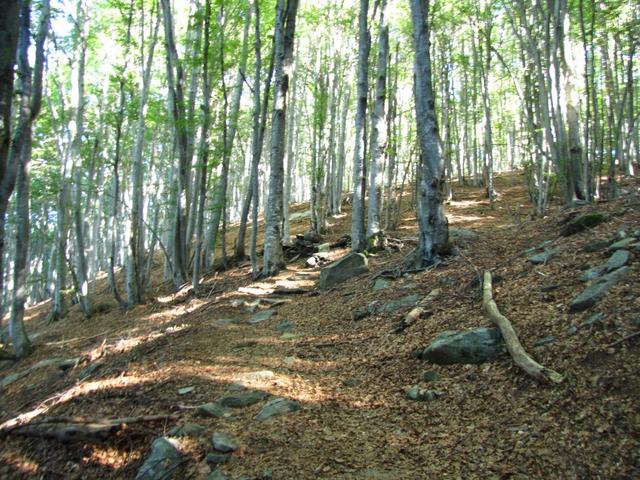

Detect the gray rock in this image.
[540,284,560,292]
[168,423,206,437]
[583,239,611,253]
[528,248,560,265]
[211,432,239,453]
[580,312,605,330]
[569,266,630,312]
[373,278,390,291]
[275,319,295,333]
[197,402,233,419]
[377,294,419,314]
[207,470,229,480]
[615,229,628,240]
[560,212,607,236]
[422,371,439,382]
[608,238,635,251]
[213,318,241,327]
[306,256,318,267]
[419,327,506,365]
[632,242,640,253]
[533,336,557,347]
[255,397,300,421]
[249,309,276,325]
[605,250,630,272]
[567,325,579,336]
[319,252,368,289]
[218,390,268,408]
[177,386,195,395]
[352,307,371,321]
[206,452,231,465]
[449,228,479,241]
[405,386,443,402]
[135,437,182,480]
[579,266,604,282]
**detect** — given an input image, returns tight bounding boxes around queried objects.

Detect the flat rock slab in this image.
[405,386,443,402]
[211,432,239,452]
[319,252,368,289]
[528,248,560,265]
[377,294,419,314]
[608,238,635,251]
[373,278,391,291]
[255,397,300,421]
[206,452,231,465]
[207,470,229,480]
[419,327,506,364]
[569,266,630,312]
[249,309,276,325]
[135,437,182,480]
[168,423,206,437]
[197,402,233,419]
[218,390,268,408]
[605,250,630,272]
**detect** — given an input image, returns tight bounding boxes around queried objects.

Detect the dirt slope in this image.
[1,173,639,479]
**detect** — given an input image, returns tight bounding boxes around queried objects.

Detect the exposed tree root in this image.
[482,271,564,384]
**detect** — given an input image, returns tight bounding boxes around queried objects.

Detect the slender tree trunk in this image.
[262,0,299,277]
[282,43,298,244]
[410,0,449,266]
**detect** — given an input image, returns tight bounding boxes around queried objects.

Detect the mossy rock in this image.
[560,212,607,236]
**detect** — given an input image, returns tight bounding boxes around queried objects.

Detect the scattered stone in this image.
[249,309,276,325]
[449,228,479,241]
[352,307,371,321]
[418,328,506,365]
[605,250,630,272]
[342,378,359,387]
[178,386,195,395]
[206,452,231,465]
[632,242,640,253]
[211,432,239,453]
[581,312,605,330]
[540,284,560,292]
[615,229,627,240]
[318,252,369,289]
[560,212,607,236]
[197,403,233,419]
[579,266,604,282]
[168,423,206,437]
[218,390,268,408]
[135,437,182,480]
[275,319,295,333]
[303,230,322,243]
[405,386,443,402]
[377,294,419,314]
[207,469,229,480]
[608,238,635,251]
[422,371,439,382]
[567,325,579,336]
[255,397,300,421]
[317,243,331,253]
[569,266,630,312]
[373,278,390,291]
[583,239,611,253]
[533,336,557,347]
[528,248,560,265]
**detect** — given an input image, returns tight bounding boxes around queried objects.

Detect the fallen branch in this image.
[0,414,176,443]
[605,331,640,349]
[482,271,563,384]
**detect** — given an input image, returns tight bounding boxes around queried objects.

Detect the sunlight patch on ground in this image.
[0,454,39,475]
[84,445,140,470]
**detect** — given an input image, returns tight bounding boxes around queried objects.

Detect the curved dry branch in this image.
[482,271,563,384]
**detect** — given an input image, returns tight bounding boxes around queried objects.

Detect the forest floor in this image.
[1,172,639,479]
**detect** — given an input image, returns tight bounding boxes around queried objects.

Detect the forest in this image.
[0,0,639,478]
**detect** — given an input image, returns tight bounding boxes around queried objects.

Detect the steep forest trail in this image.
[1,173,639,479]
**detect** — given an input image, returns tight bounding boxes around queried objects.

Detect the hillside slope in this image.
[1,173,639,479]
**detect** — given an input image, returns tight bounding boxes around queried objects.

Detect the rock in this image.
[528,248,560,265]
[255,397,300,421]
[211,432,239,453]
[317,243,331,253]
[318,252,369,289]
[377,294,419,314]
[304,230,322,243]
[197,403,233,419]
[352,307,370,321]
[168,423,206,437]
[206,452,231,465]
[615,229,627,240]
[579,266,604,282]
[560,212,607,236]
[567,325,578,336]
[275,319,295,333]
[249,309,276,325]
[608,238,635,251]
[306,256,318,267]
[569,266,630,312]
[419,327,506,365]
[178,386,195,395]
[632,242,640,253]
[422,371,439,382]
[533,336,557,347]
[207,470,229,480]
[213,318,241,327]
[605,250,630,272]
[405,386,442,402]
[583,239,611,253]
[540,284,560,292]
[218,390,268,408]
[135,437,182,480]
[373,278,390,291]
[449,228,479,241]
[581,312,605,329]
[234,370,275,384]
